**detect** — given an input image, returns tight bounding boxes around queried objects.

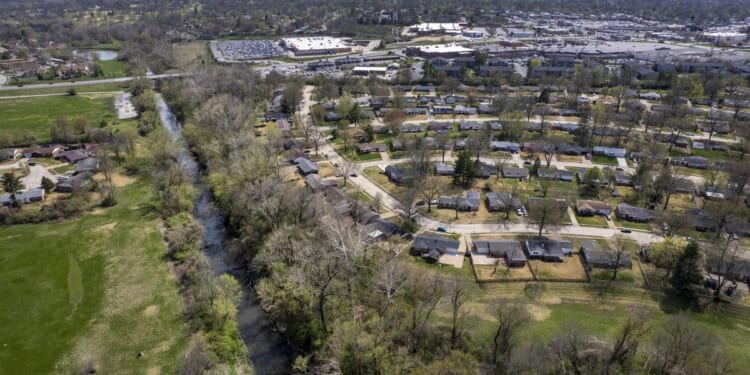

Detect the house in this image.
[427,121,453,132]
[414,85,436,92]
[454,105,477,115]
[276,118,292,136]
[490,141,520,153]
[473,240,527,267]
[486,192,522,212]
[580,240,633,269]
[525,238,573,262]
[435,163,455,175]
[401,124,425,133]
[1,148,22,160]
[613,171,633,186]
[616,203,654,222]
[593,146,627,158]
[325,111,342,122]
[438,191,481,211]
[558,143,589,155]
[59,149,89,163]
[412,233,460,258]
[454,138,467,150]
[305,174,337,192]
[56,171,94,193]
[671,156,709,169]
[385,165,409,184]
[502,166,529,180]
[74,158,99,175]
[24,145,64,158]
[365,216,408,240]
[639,92,661,101]
[294,157,318,175]
[405,107,429,116]
[459,120,485,131]
[1,188,44,206]
[431,106,453,115]
[575,168,587,184]
[357,143,387,154]
[576,200,612,217]
[551,122,580,133]
[537,168,574,182]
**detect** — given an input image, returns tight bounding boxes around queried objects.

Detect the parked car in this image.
[620,228,632,233]
[436,226,447,232]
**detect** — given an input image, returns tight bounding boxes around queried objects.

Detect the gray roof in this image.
[74,158,99,175]
[525,238,573,260]
[436,163,455,175]
[412,234,460,254]
[502,166,529,178]
[581,240,633,269]
[593,146,627,158]
[616,203,654,222]
[294,157,318,174]
[474,240,526,261]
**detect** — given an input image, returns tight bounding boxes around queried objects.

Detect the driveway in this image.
[21,163,58,190]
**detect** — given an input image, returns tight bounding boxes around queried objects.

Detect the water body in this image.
[156,96,292,374]
[72,50,118,61]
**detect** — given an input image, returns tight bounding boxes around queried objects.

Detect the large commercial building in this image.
[280,37,352,56]
[405,43,475,59]
[409,22,464,35]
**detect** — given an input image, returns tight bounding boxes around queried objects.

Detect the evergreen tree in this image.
[41,176,55,193]
[670,242,704,300]
[453,150,475,188]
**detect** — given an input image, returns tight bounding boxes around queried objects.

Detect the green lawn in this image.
[0,179,187,374]
[0,94,116,141]
[591,155,619,165]
[576,214,610,228]
[98,59,130,78]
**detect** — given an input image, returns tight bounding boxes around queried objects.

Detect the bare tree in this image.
[490,300,529,365]
[374,240,407,303]
[309,123,324,157]
[704,238,741,301]
[446,279,471,349]
[420,172,442,213]
[404,274,444,349]
[435,133,450,163]
[606,235,631,287]
[647,316,721,375]
[497,185,520,220]
[527,197,569,237]
[340,159,355,187]
[605,308,650,372]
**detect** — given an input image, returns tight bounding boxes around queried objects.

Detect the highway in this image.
[0,73,185,92]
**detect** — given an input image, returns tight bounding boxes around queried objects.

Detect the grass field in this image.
[98,59,130,78]
[0,179,188,374]
[0,82,128,97]
[0,94,116,141]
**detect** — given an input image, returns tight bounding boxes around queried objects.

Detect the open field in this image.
[0,82,128,97]
[0,94,116,141]
[0,179,187,374]
[529,257,588,281]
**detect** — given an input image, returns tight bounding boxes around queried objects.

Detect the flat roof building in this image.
[281,37,352,56]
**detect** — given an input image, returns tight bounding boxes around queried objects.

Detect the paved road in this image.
[0,73,185,92]
[0,159,58,191]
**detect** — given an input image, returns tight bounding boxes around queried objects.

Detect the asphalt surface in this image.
[0,73,184,92]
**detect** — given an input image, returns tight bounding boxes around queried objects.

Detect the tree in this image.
[527,197,568,237]
[404,274,443,350]
[581,167,603,197]
[281,80,304,115]
[41,176,55,193]
[647,238,685,281]
[607,235,631,287]
[647,316,725,375]
[465,131,487,162]
[453,150,475,188]
[704,238,741,301]
[655,163,686,210]
[490,300,529,366]
[383,108,405,135]
[420,172,442,213]
[1,172,25,209]
[374,241,406,303]
[497,184,520,220]
[670,242,704,300]
[447,280,470,349]
[605,308,650,373]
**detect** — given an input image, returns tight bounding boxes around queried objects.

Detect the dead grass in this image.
[528,258,588,281]
[474,264,534,281]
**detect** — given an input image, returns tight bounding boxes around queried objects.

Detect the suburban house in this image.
[294,157,318,175]
[616,203,654,222]
[576,200,612,217]
[454,105,477,115]
[613,171,633,186]
[454,138,467,150]
[2,148,22,160]
[401,124,425,133]
[473,240,527,267]
[357,143,387,154]
[24,145,64,158]
[59,149,89,164]
[385,165,410,184]
[431,106,453,115]
[56,171,94,193]
[1,188,46,206]
[325,112,342,122]
[525,238,573,262]
[537,168,574,182]
[558,143,588,155]
[592,146,627,158]
[486,192,522,212]
[438,190,481,211]
[412,233,460,260]
[435,163,455,176]
[490,141,520,153]
[427,121,453,132]
[304,174,337,192]
[502,166,529,180]
[476,162,498,178]
[405,107,428,116]
[74,158,99,175]
[459,120,486,131]
[671,156,709,169]
[580,240,633,269]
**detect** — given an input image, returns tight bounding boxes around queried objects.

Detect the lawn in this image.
[0,94,116,142]
[528,257,588,281]
[474,263,535,281]
[97,59,130,78]
[576,214,610,228]
[0,179,188,374]
[591,155,619,165]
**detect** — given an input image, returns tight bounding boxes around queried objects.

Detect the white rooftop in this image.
[410,23,462,34]
[282,36,349,51]
[416,43,475,54]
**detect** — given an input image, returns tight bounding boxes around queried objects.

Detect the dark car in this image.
[620,228,632,233]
